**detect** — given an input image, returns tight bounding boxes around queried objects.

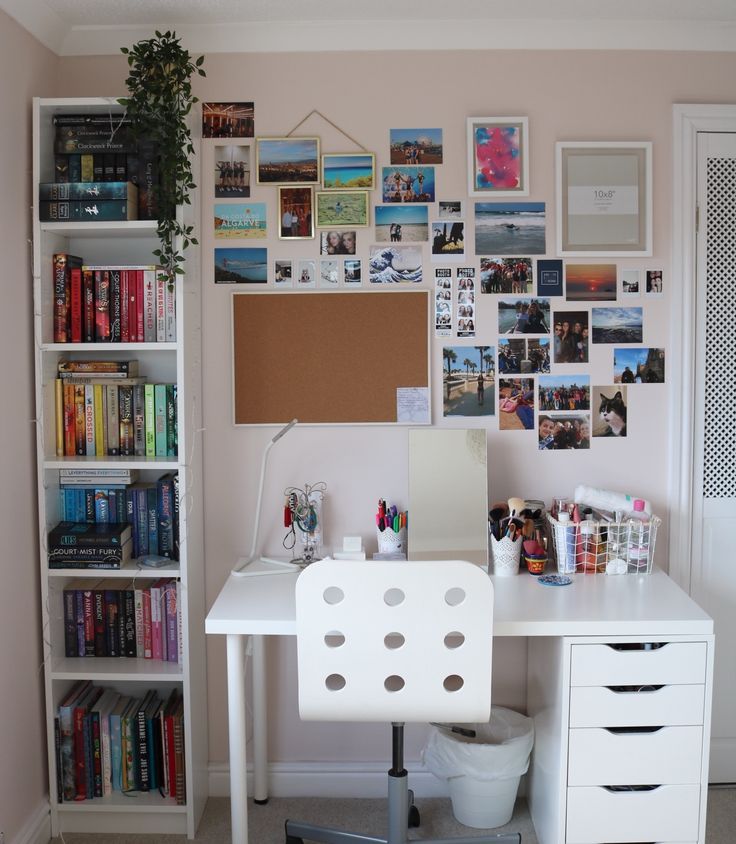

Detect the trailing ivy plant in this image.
[119,31,206,284]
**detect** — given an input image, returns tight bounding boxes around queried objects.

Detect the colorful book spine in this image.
[70,267,83,343]
[143,270,156,342]
[94,269,111,342]
[52,253,83,343]
[144,384,156,457]
[154,384,167,457]
[84,385,95,455]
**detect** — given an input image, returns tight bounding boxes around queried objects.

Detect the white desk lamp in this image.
[231,419,302,577]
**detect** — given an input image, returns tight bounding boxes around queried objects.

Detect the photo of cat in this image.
[593,386,627,437]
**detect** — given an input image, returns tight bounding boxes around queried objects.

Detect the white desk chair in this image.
[285,559,521,844]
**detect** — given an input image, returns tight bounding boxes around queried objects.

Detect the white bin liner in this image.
[423,706,534,782]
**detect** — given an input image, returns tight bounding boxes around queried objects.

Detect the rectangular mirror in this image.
[408,428,488,566]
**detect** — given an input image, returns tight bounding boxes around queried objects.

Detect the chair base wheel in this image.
[408,803,420,827]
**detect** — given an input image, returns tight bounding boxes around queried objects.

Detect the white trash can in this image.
[422,706,534,829]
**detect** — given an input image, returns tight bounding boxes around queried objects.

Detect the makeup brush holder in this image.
[490,534,522,576]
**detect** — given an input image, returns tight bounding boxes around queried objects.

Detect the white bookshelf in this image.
[32,97,207,838]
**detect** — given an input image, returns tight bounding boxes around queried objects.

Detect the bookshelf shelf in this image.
[33,97,206,839]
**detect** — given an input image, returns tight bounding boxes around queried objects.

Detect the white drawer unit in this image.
[569,683,705,728]
[570,642,707,687]
[566,783,702,843]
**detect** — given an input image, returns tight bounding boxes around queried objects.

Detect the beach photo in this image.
[442,344,496,418]
[256,136,319,184]
[474,202,546,255]
[214,247,267,284]
[499,378,535,430]
[214,202,267,239]
[381,166,435,203]
[315,191,370,228]
[592,307,643,343]
[565,263,617,301]
[320,230,356,255]
[538,414,591,450]
[203,102,254,138]
[215,144,250,198]
[480,257,533,294]
[322,153,375,190]
[390,128,443,165]
[369,245,423,284]
[439,201,462,218]
[375,205,428,243]
[538,375,590,411]
[613,347,665,383]
[431,220,465,260]
[498,297,550,334]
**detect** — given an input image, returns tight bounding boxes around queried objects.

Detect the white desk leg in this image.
[251,634,269,803]
[226,634,249,844]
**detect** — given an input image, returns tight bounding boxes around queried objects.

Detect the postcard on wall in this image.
[592,385,628,437]
[539,375,591,412]
[369,245,423,284]
[274,260,293,287]
[621,268,641,297]
[498,378,535,431]
[536,259,563,298]
[319,259,339,287]
[431,220,465,261]
[480,257,533,295]
[203,102,254,138]
[442,344,495,418]
[214,203,267,239]
[538,414,591,450]
[320,230,357,255]
[374,205,428,243]
[296,259,317,289]
[344,259,362,285]
[390,128,443,165]
[397,387,430,424]
[645,270,664,295]
[439,200,462,219]
[381,166,435,203]
[552,310,589,364]
[565,263,617,302]
[613,347,665,384]
[591,307,643,344]
[214,247,267,284]
[498,297,550,335]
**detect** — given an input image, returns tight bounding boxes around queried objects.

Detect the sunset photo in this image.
[565,263,617,302]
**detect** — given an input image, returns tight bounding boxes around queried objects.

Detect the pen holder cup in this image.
[490,535,522,576]
[376,526,407,555]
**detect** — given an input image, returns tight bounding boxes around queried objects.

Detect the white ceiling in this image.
[2,0,736,56]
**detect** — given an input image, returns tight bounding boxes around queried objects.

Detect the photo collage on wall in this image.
[202,105,665,446]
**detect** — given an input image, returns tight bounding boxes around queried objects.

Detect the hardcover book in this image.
[52,253,83,343]
[39,181,138,201]
[40,199,138,222]
[58,359,139,376]
[48,521,132,548]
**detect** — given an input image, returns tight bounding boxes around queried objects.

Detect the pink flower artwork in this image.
[474,126,521,190]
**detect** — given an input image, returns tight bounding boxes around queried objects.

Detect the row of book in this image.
[63,578,181,662]
[51,112,157,221]
[52,253,175,344]
[52,474,178,564]
[55,682,184,804]
[55,375,177,458]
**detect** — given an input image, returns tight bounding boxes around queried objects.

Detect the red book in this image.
[52,253,83,343]
[135,270,145,343]
[94,270,111,342]
[82,269,95,342]
[120,269,130,343]
[70,267,83,343]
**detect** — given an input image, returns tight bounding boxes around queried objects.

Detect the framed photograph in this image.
[467,117,529,197]
[256,136,320,185]
[315,191,370,228]
[556,141,652,256]
[278,186,314,240]
[321,153,375,190]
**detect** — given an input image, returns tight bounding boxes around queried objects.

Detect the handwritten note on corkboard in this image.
[232,290,430,424]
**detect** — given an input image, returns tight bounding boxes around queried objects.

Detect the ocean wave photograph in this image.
[474,202,546,254]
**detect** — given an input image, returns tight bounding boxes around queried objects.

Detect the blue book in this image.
[146,486,159,556]
[109,695,130,792]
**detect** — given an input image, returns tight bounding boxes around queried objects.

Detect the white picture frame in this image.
[556,141,652,257]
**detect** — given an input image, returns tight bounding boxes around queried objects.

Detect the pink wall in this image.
[54,48,736,772]
[0,10,58,840]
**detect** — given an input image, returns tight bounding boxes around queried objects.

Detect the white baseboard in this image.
[208,761,451,799]
[208,761,529,801]
[9,801,50,844]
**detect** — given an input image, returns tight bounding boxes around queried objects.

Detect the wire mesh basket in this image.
[546,513,661,575]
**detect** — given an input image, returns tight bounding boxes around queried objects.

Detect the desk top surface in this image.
[205,562,713,638]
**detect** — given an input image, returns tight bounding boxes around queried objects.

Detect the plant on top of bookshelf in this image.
[119,31,206,286]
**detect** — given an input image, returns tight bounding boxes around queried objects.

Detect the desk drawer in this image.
[570,642,706,687]
[568,726,703,785]
[569,683,705,728]
[566,784,701,843]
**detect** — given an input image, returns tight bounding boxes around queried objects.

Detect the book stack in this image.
[49,112,157,221]
[55,682,185,803]
[48,522,132,569]
[62,578,181,662]
[54,360,177,458]
[52,252,175,344]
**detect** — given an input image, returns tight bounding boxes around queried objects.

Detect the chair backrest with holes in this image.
[295,559,493,722]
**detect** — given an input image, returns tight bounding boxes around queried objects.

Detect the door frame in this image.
[670,104,736,590]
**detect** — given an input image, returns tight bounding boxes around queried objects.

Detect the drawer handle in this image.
[605,726,664,734]
[606,642,666,651]
[603,784,661,792]
[606,684,664,694]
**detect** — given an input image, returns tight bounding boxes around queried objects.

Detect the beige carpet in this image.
[52,787,736,843]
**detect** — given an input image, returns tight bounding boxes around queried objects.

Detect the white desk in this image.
[205,566,714,844]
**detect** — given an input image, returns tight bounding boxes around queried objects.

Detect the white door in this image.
[691,131,736,782]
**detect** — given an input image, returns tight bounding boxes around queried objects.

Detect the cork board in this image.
[232,290,430,424]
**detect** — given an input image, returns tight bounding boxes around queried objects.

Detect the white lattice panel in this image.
[704,157,736,498]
